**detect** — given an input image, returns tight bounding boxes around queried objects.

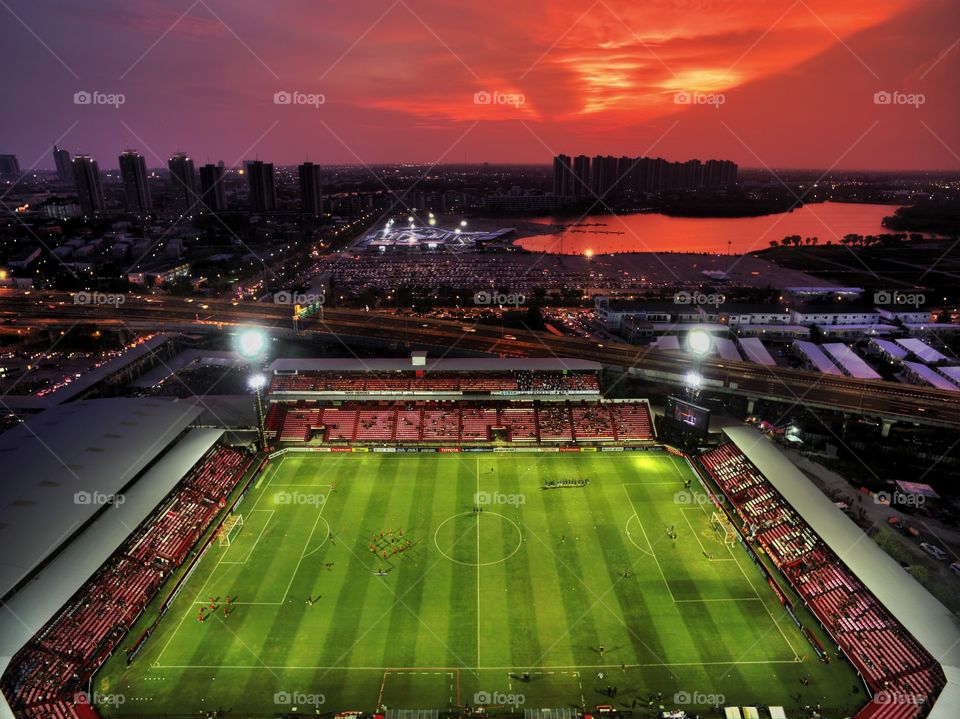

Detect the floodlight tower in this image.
[685,328,712,401]
[237,328,269,451]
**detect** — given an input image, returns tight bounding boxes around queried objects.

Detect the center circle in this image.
[434,511,523,566]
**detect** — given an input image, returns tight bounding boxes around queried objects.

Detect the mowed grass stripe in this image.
[448,458,480,666]
[513,459,573,667]
[612,456,702,668]
[491,457,545,670]
[381,457,450,668]
[529,458,603,667]
[584,462,672,667]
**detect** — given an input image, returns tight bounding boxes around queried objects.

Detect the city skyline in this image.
[0,0,958,171]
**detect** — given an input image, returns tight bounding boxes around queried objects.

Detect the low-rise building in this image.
[127,260,190,286]
[788,301,881,326]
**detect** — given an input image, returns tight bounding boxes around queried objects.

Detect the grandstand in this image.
[264,399,654,445]
[0,398,204,600]
[698,426,959,719]
[0,399,254,719]
[263,356,653,446]
[267,357,602,396]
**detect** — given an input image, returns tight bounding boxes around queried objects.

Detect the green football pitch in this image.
[97,451,864,716]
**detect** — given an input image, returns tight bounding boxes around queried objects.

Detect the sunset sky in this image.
[1,0,958,170]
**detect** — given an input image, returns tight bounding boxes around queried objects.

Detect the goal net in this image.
[711,512,737,546]
[219,514,244,547]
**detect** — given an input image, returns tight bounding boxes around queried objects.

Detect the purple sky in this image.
[1,0,958,171]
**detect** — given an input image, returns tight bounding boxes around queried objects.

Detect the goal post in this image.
[219,514,244,547]
[711,511,736,547]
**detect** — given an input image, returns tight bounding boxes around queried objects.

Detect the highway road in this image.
[3,289,959,427]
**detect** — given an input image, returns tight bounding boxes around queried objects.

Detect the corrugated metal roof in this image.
[267,357,602,373]
[722,425,960,718]
[0,398,204,599]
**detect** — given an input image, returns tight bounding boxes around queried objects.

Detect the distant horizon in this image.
[12,158,960,176]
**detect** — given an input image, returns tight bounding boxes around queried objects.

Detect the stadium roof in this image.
[737,337,776,366]
[0,334,175,410]
[131,349,240,388]
[794,341,842,375]
[821,343,881,379]
[267,357,602,373]
[722,425,960,719]
[0,425,223,719]
[0,397,203,600]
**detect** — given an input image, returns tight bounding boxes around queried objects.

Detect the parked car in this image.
[949,562,960,577]
[920,542,948,560]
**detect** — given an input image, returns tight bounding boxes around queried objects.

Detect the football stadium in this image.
[1,355,958,719]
